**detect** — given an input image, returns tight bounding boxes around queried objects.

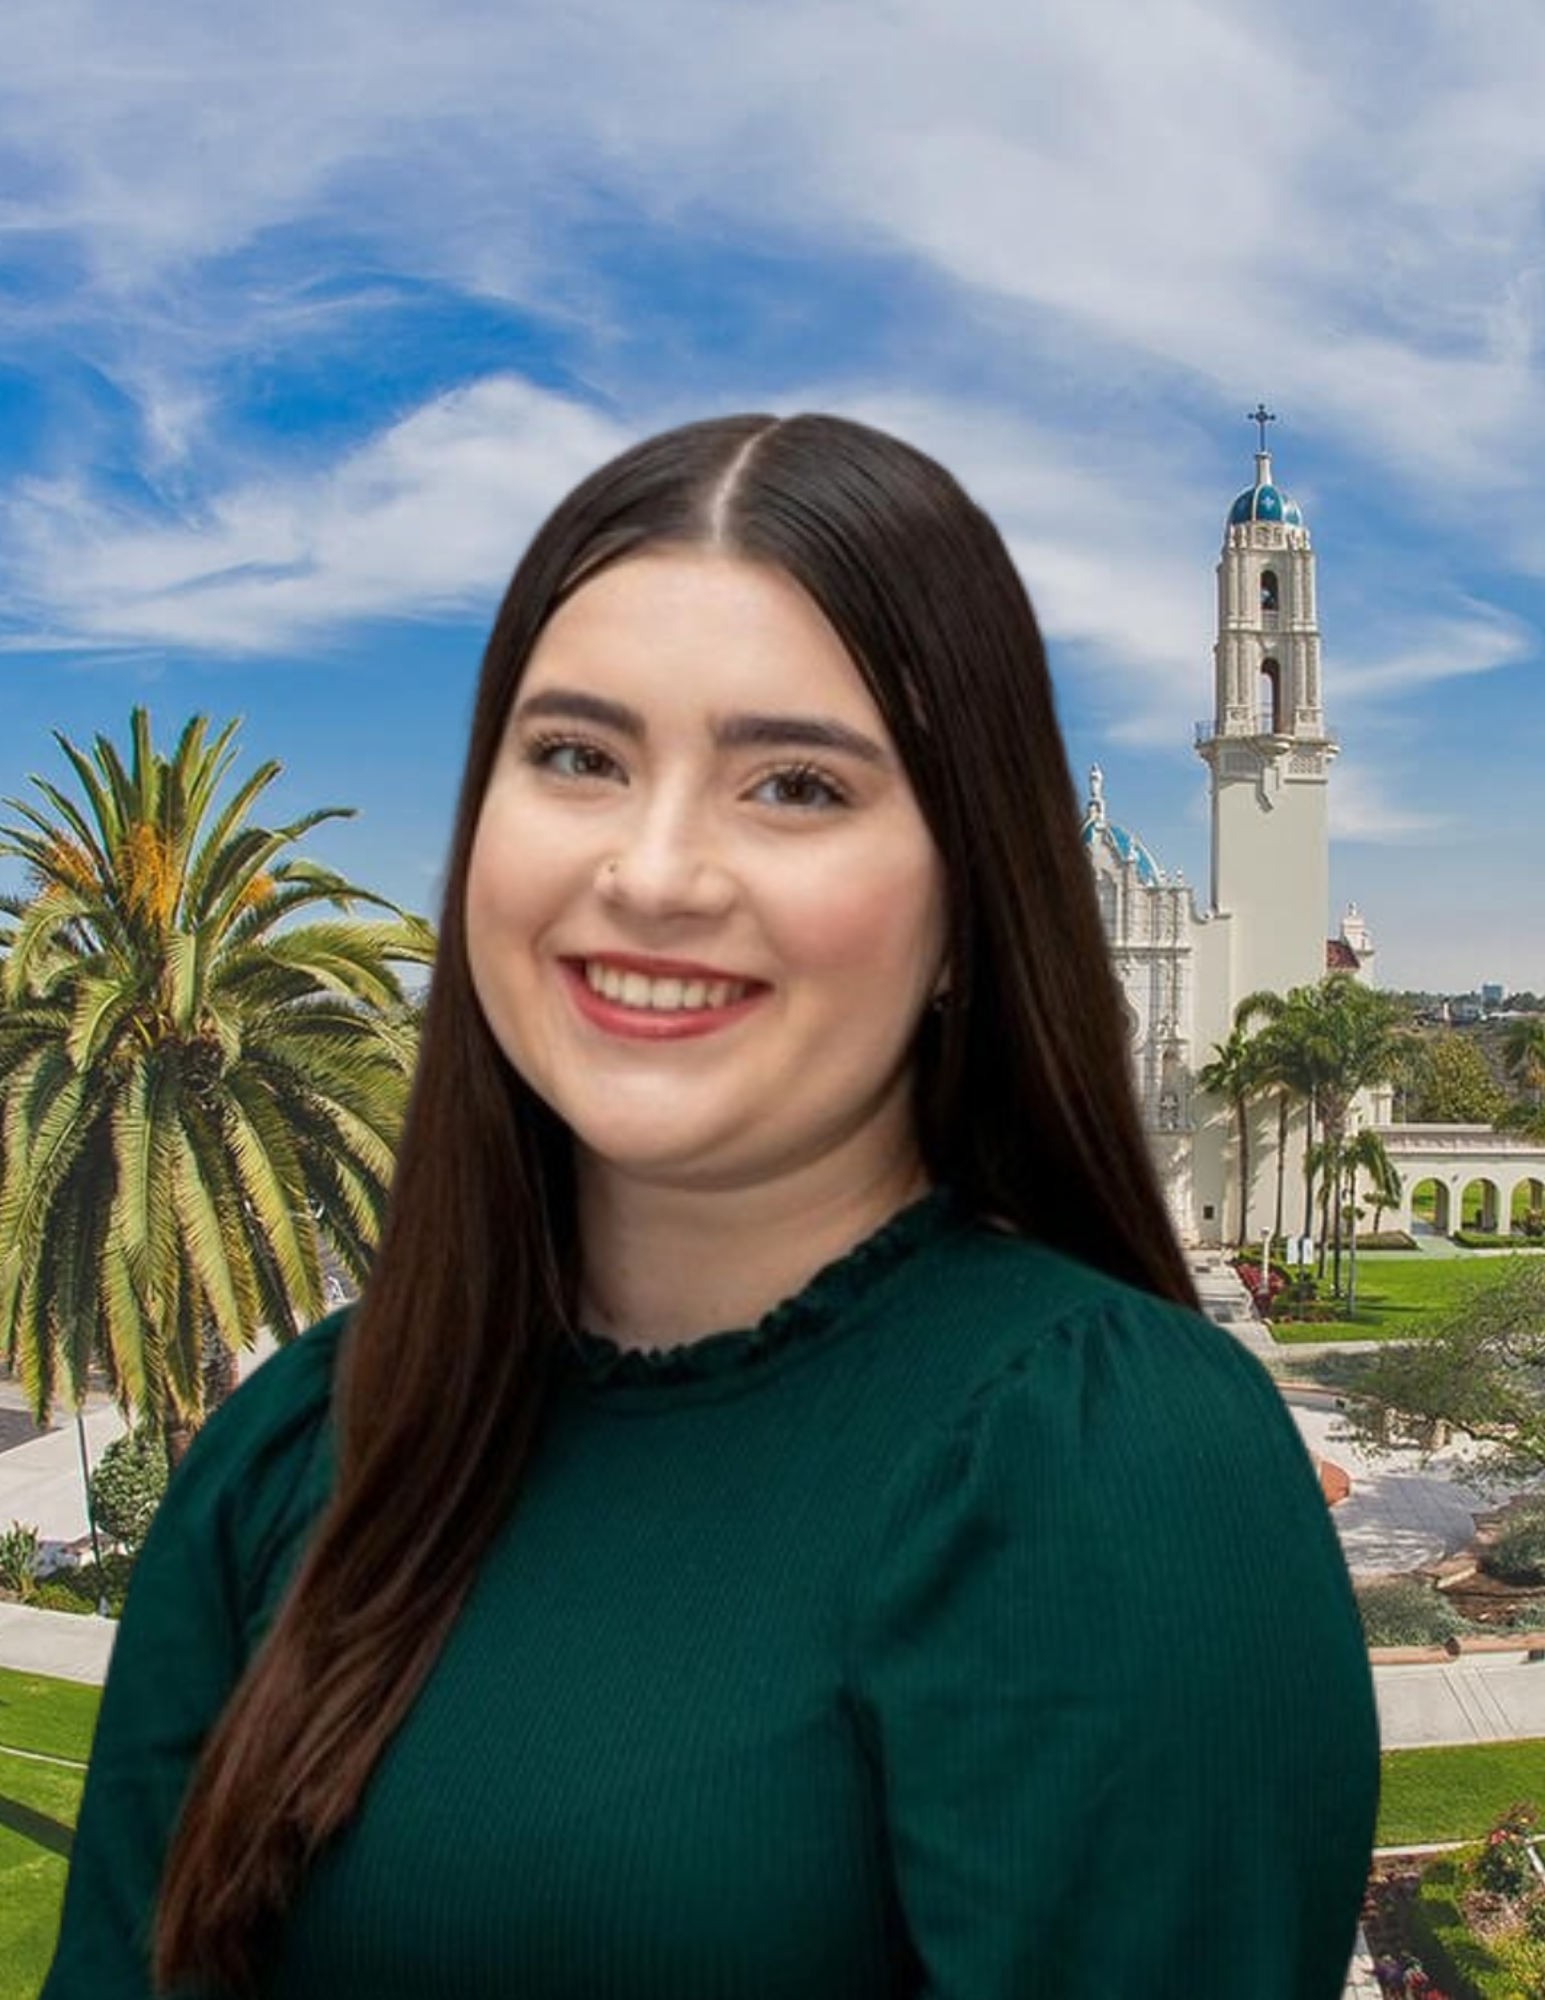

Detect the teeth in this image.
[584,963,748,1011]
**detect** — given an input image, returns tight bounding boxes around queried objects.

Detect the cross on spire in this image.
[1247,402,1277,451]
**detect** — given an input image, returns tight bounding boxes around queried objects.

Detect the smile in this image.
[582,961,752,1013]
[561,957,769,1042]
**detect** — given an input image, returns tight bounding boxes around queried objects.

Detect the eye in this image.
[524,734,624,783]
[748,763,851,811]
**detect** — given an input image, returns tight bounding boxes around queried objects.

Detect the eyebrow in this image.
[513,688,892,767]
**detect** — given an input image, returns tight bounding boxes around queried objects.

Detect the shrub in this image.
[29,1553,133,1618]
[1485,1508,1545,1586]
[1356,1578,1470,1647]
[89,1427,168,1554]
[1231,1258,1287,1304]
[0,1520,41,1601]
[1477,1803,1541,1898]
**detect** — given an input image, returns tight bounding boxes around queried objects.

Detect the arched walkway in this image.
[1374,1127,1545,1239]
[1410,1176,1451,1234]
[1460,1176,1502,1232]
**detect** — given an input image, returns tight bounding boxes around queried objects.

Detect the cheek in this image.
[779,847,946,991]
[463,803,547,1020]
[463,827,513,970]
[465,792,560,940]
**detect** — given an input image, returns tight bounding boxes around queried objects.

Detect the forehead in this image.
[520,551,881,722]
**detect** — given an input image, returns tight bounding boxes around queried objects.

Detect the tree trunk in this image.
[161,1410,194,1471]
[1273,1092,1289,1241]
[1328,1136,1347,1300]
[1346,1168,1359,1316]
[1236,1097,1251,1246]
[1302,1090,1319,1242]
[201,1316,239,1414]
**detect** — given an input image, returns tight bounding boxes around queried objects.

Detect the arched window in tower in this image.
[1260,568,1279,618]
[1260,658,1283,733]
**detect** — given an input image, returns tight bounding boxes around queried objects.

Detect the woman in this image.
[45,413,1378,1998]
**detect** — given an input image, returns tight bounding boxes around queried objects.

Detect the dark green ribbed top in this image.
[44,1195,1378,1998]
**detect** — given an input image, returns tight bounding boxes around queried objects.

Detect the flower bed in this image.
[1402,1811,1545,1996]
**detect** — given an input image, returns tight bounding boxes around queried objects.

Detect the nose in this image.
[597,793,735,919]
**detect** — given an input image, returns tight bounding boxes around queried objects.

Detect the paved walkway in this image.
[0,1599,116,1682]
[1285,1390,1502,1579]
[0,1383,128,1557]
[1342,1936,1383,1998]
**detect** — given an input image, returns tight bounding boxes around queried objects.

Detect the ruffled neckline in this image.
[563,1188,957,1392]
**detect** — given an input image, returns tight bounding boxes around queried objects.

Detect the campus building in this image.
[1082,416,1372,1247]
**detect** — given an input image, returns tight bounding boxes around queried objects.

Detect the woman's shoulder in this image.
[860,1218,1357,1659]
[862,1211,1328,1531]
[903,1213,1264,1424]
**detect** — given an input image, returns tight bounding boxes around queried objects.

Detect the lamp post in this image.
[73,1405,109,1617]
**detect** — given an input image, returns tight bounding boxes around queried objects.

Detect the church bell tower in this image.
[1195,407,1336,1000]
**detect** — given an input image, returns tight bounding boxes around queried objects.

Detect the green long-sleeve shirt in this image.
[43,1194,1378,1997]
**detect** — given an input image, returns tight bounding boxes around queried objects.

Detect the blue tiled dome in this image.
[1080,813,1165,887]
[1229,470,1303,529]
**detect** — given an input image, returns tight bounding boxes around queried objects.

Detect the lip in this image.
[559,956,770,1042]
[575,951,756,981]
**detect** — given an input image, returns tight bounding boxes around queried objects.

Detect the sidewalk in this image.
[1376,1650,1545,1748]
[1284,1390,1502,1579]
[0,1599,116,1683]
[0,1388,128,1554]
[1342,1935,1383,1998]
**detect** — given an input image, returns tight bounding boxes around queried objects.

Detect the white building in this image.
[1082,416,1371,1246]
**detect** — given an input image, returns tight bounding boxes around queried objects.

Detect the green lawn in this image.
[0,1668,100,1763]
[1270,1253,1512,1343]
[0,1669,99,2000]
[1,1751,86,1999]
[1379,1739,1545,1845]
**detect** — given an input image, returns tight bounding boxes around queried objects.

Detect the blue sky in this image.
[2,0,1542,993]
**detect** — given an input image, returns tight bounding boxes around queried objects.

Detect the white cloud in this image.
[1335,606,1533,701]
[1328,759,1450,845]
[3,366,1241,755]
[3,0,1543,998]
[7,0,1545,521]
[1,377,634,652]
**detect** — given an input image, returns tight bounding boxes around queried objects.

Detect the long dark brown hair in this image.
[154,412,1196,1990]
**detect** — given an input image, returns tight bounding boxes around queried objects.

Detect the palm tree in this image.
[1237,975,1411,1297]
[1341,1128,1402,1318]
[0,710,435,1454]
[1196,1021,1266,1246]
[1286,975,1411,1296]
[1346,1128,1402,1234]
[1232,989,1314,1245]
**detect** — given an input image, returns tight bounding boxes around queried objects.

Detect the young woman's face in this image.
[465,551,948,1206]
